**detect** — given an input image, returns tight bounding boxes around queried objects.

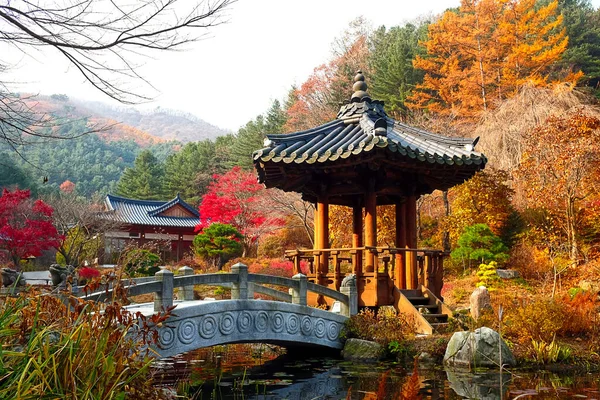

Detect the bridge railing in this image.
[82,263,358,317]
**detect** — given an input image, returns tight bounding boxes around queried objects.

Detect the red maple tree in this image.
[0,189,62,267]
[197,167,285,256]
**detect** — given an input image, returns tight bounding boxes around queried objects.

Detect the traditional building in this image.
[102,194,200,263]
[253,72,486,332]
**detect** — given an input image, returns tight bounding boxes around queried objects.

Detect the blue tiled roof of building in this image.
[104,194,200,228]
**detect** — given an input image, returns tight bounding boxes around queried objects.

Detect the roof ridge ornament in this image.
[351,70,371,103]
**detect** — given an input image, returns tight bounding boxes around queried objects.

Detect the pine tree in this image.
[116,150,164,200]
[230,100,287,170]
[368,22,429,118]
[163,140,217,204]
[554,0,600,93]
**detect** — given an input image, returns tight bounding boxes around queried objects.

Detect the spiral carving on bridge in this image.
[199,315,218,339]
[158,308,345,357]
[237,311,253,333]
[301,316,313,336]
[286,314,300,335]
[178,320,196,344]
[219,312,236,335]
[255,311,269,333]
[159,326,176,349]
[314,319,326,338]
[271,312,285,333]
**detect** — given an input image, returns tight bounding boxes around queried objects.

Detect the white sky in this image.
[6,0,600,132]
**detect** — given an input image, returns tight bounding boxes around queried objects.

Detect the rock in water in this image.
[470,286,492,321]
[444,327,516,369]
[341,338,383,362]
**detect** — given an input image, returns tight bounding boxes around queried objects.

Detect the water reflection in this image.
[153,346,600,399]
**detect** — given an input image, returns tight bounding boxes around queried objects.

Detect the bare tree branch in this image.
[0,0,232,151]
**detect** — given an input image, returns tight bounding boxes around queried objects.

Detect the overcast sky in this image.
[5,0,600,132]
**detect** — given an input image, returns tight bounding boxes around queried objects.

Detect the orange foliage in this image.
[92,117,165,147]
[410,0,572,119]
[59,180,76,193]
[502,292,599,345]
[329,205,397,248]
[397,359,422,400]
[515,112,600,260]
[443,170,515,246]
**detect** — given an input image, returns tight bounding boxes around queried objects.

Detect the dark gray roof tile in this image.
[104,194,200,228]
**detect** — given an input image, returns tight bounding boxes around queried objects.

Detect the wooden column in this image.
[364,190,377,272]
[395,201,406,289]
[352,202,363,276]
[313,203,320,275]
[316,196,329,282]
[405,195,418,289]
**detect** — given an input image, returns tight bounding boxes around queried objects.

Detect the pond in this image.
[153,345,600,399]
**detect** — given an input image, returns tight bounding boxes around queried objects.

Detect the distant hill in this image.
[1,93,230,197]
[73,99,230,143]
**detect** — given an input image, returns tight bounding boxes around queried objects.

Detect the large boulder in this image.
[444,327,516,369]
[341,338,383,362]
[470,286,492,321]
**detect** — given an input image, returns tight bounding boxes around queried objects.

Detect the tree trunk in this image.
[567,196,579,262]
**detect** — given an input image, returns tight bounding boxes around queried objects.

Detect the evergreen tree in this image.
[553,0,600,93]
[116,150,164,199]
[0,160,38,195]
[368,22,429,118]
[163,140,218,204]
[230,100,287,169]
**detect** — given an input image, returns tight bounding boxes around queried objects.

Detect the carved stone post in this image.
[231,262,248,300]
[291,273,307,306]
[178,266,194,301]
[340,274,358,317]
[154,268,174,312]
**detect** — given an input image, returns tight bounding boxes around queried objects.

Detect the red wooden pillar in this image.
[352,202,363,276]
[313,203,320,275]
[405,195,418,289]
[395,201,406,289]
[364,190,377,272]
[316,196,329,284]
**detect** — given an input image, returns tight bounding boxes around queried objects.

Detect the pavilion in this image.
[253,72,485,327]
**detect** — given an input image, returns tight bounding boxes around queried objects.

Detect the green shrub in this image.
[123,248,161,276]
[451,224,509,269]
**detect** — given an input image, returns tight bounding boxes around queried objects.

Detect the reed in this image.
[0,288,170,399]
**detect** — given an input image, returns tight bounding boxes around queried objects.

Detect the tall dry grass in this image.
[0,288,170,399]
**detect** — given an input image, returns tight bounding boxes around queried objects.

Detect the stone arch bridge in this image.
[82,264,357,359]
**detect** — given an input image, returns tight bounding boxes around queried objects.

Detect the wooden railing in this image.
[81,263,358,317]
[285,246,445,302]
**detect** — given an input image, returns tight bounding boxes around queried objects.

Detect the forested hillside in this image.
[75,100,230,143]
[0,94,226,197]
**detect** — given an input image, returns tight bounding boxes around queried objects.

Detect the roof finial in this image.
[351,70,371,102]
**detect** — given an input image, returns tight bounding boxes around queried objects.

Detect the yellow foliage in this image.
[409,0,570,119]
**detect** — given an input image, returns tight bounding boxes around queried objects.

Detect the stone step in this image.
[405,296,429,305]
[415,304,438,310]
[400,289,423,297]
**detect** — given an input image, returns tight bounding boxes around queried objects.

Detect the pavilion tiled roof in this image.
[253,71,486,200]
[103,194,200,228]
